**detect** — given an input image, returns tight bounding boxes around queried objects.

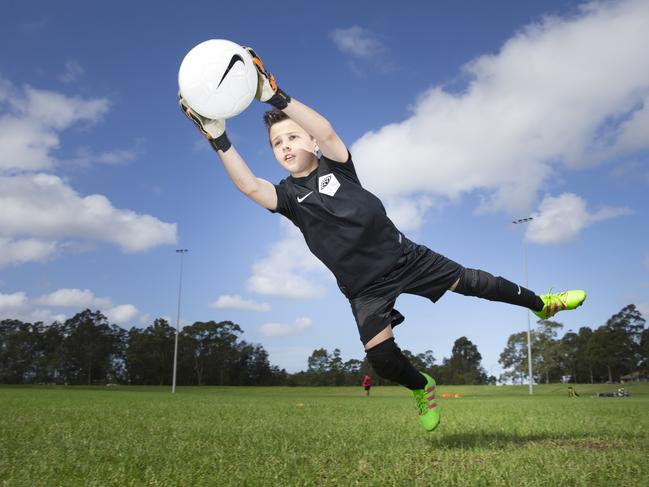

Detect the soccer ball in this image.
[178,39,258,119]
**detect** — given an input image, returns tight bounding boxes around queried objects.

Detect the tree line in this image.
[0,308,493,386]
[291,335,495,387]
[1,304,646,386]
[499,304,648,384]
[0,310,285,386]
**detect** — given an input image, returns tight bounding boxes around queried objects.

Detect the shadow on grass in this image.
[431,431,622,450]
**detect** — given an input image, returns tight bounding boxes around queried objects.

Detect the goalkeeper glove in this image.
[179,92,231,153]
[243,47,291,110]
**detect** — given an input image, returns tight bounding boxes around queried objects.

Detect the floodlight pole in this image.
[172,249,188,394]
[512,217,534,395]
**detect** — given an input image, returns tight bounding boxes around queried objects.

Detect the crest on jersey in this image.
[318,173,340,197]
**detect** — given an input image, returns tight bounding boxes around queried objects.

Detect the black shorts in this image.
[364,385,371,391]
[349,238,464,345]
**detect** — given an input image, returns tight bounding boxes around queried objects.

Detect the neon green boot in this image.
[533,290,586,319]
[413,372,440,432]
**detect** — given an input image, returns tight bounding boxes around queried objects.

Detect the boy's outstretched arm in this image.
[283,98,348,163]
[245,47,348,163]
[219,145,278,210]
[179,94,277,211]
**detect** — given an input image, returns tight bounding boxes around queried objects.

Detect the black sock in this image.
[455,268,544,311]
[366,338,427,390]
[495,276,544,311]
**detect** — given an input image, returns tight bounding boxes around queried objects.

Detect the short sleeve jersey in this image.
[271,151,404,297]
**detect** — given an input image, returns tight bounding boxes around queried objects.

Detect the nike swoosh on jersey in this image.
[297,191,313,203]
[217,54,244,88]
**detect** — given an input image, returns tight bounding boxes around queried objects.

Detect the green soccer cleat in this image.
[533,290,587,319]
[413,372,440,432]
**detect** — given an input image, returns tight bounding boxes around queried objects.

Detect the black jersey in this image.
[271,151,404,297]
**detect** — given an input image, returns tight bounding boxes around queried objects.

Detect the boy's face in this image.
[269,119,319,176]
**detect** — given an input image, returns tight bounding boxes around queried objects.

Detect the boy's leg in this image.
[364,325,426,390]
[364,327,440,431]
[452,268,586,319]
[452,268,544,311]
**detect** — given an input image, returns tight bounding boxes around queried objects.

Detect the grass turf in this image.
[1,383,647,486]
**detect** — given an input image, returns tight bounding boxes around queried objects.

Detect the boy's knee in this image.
[454,268,500,300]
[365,337,404,381]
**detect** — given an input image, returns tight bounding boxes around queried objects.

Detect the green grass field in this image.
[1,383,647,486]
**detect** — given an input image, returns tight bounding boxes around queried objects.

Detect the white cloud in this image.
[0,237,57,268]
[0,291,29,310]
[0,173,176,252]
[210,294,271,312]
[67,144,140,168]
[246,220,329,299]
[34,288,112,309]
[384,195,436,233]
[0,79,176,266]
[105,304,138,325]
[259,317,312,337]
[0,289,138,325]
[0,77,140,172]
[0,291,64,324]
[350,0,649,226]
[525,193,631,244]
[637,303,649,318]
[59,60,85,83]
[330,26,396,76]
[331,26,384,59]
[0,83,109,174]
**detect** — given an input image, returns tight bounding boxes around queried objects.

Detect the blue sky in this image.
[1,0,648,377]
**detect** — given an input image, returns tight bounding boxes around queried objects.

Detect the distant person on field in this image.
[180,48,587,432]
[363,375,372,397]
[597,387,630,397]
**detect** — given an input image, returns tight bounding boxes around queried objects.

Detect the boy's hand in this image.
[179,92,231,152]
[243,47,291,110]
[179,92,224,138]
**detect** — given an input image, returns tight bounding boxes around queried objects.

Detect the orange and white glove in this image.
[243,47,291,110]
[179,92,231,152]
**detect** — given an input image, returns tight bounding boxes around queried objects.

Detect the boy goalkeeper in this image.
[179,48,586,432]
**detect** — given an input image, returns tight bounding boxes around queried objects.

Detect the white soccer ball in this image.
[178,39,258,119]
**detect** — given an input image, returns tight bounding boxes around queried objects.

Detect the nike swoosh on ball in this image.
[217,54,244,88]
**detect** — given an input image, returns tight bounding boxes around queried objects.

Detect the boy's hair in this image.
[263,109,289,131]
[263,109,315,143]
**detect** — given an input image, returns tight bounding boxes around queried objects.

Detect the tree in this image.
[342,358,363,385]
[575,327,595,383]
[587,305,645,382]
[247,344,274,385]
[640,328,649,375]
[125,319,175,385]
[559,330,579,382]
[60,310,122,385]
[0,320,40,383]
[305,348,329,385]
[605,304,645,375]
[534,320,563,384]
[499,331,528,384]
[587,326,616,382]
[182,320,243,385]
[328,348,345,386]
[416,350,437,372]
[439,337,487,384]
